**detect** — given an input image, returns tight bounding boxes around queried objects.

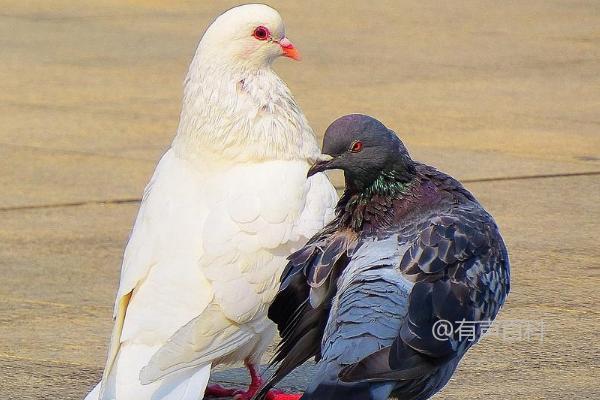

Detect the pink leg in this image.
[231,361,262,400]
[236,362,303,400]
[204,361,260,399]
[204,361,302,400]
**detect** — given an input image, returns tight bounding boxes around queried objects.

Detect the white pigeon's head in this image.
[175,4,319,162]
[197,4,300,69]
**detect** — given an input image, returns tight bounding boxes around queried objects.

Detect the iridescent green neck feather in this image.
[338,169,416,231]
[358,169,413,200]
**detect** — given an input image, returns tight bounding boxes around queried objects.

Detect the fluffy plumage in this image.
[258,115,510,400]
[85,5,337,400]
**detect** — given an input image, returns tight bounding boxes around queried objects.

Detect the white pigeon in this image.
[85,4,337,400]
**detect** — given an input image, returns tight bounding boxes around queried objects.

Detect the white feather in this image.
[88,4,338,400]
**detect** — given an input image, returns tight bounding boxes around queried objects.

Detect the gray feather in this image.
[259,115,510,400]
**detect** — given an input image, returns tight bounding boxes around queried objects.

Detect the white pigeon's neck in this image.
[172,53,320,164]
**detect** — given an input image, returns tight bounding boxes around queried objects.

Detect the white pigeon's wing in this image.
[100,150,214,397]
[142,161,338,382]
[139,304,254,384]
[100,162,161,392]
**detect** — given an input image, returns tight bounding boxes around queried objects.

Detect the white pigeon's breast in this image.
[200,159,316,324]
[120,155,331,344]
[202,160,310,253]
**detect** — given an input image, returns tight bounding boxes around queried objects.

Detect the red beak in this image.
[279,37,301,61]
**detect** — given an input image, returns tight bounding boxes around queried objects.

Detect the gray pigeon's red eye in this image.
[253,26,269,40]
[351,141,363,153]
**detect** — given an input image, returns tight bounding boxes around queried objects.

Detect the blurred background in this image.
[0,1,598,399]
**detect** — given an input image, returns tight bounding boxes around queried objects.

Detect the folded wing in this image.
[339,209,510,383]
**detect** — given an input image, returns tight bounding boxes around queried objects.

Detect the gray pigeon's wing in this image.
[339,209,510,383]
[257,226,358,397]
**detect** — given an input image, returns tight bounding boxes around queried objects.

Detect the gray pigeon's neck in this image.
[338,169,417,231]
[358,169,414,199]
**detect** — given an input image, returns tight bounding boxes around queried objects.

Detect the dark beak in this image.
[307,154,334,177]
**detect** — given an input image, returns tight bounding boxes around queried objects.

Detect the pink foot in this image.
[205,383,244,398]
[204,362,302,400]
[232,392,255,400]
[265,390,303,400]
[232,388,301,400]
[204,361,267,400]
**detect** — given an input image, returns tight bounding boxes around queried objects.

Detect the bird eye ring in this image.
[350,140,363,153]
[253,26,270,41]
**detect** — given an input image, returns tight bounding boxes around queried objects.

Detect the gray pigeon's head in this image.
[308,114,415,190]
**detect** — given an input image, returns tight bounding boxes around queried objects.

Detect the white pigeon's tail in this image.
[84,383,100,400]
[84,342,211,400]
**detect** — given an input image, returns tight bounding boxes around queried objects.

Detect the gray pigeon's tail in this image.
[301,361,396,400]
[301,383,394,400]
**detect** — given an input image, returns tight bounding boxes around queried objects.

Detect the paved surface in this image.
[1,1,599,399]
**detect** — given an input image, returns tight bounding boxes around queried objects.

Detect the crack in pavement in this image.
[1,171,598,213]
[461,170,600,183]
[0,297,111,311]
[0,198,141,212]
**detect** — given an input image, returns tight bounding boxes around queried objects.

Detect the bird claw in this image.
[265,391,302,400]
[222,388,301,400]
[231,392,252,400]
[204,362,302,400]
[204,384,244,398]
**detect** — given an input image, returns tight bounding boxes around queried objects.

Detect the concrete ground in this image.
[1,1,599,399]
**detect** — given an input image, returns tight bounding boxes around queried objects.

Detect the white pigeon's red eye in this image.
[351,140,363,153]
[253,26,270,41]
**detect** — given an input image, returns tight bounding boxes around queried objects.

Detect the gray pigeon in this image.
[256,114,510,400]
